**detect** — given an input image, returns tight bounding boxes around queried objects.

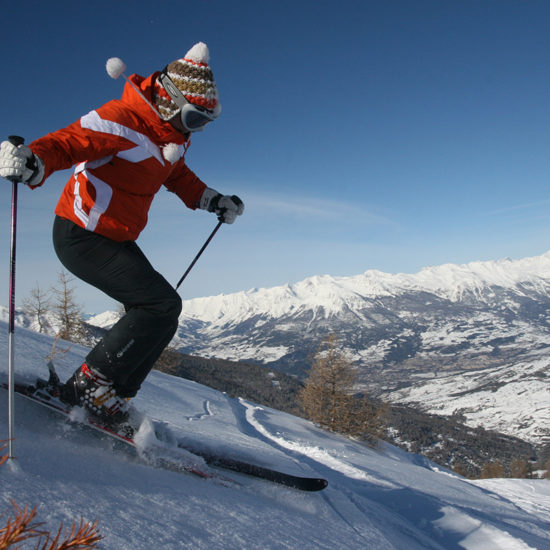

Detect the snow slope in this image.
[1,323,549,549]
[389,355,550,444]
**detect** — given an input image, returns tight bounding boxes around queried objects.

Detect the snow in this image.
[389,356,550,444]
[86,310,121,330]
[1,322,549,549]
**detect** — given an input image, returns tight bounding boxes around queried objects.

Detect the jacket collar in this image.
[120,72,190,146]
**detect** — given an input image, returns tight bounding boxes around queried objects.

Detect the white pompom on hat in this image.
[185,42,210,64]
[106,57,127,80]
[154,42,219,121]
[162,143,183,164]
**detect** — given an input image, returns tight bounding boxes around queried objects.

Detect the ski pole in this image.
[5,135,24,460]
[175,220,223,290]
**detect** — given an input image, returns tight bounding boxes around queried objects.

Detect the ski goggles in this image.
[158,70,221,132]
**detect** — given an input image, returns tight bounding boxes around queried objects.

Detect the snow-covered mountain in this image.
[176,251,550,376]
[88,251,550,370]
[1,323,549,549]
[389,355,550,445]
[84,251,550,446]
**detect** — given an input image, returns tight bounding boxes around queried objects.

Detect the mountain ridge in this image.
[88,251,550,328]
[177,250,550,315]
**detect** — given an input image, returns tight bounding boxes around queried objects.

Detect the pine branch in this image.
[0,501,47,549]
[0,442,8,467]
[38,519,102,549]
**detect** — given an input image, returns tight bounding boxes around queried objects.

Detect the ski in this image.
[176,443,328,492]
[1,362,328,492]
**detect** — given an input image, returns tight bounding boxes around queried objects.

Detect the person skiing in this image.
[0,42,244,424]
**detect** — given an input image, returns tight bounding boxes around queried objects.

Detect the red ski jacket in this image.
[29,73,207,242]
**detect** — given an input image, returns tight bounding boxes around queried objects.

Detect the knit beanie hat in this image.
[154,42,219,121]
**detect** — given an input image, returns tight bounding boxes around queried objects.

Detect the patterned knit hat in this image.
[154,42,219,121]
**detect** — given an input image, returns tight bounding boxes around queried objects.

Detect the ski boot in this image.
[60,363,130,425]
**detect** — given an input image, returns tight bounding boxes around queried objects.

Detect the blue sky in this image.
[2,0,550,313]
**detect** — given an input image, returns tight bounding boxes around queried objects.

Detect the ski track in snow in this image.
[240,398,392,487]
[156,399,214,426]
[184,399,213,422]
[235,398,402,547]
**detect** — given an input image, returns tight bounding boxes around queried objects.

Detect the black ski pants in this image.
[52,216,182,397]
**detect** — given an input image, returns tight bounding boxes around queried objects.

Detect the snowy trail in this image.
[240,398,392,485]
[233,390,550,550]
[0,322,549,549]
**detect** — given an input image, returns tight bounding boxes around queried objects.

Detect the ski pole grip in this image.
[5,136,26,183]
[8,135,25,146]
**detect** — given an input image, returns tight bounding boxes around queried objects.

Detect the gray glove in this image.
[0,140,44,186]
[199,187,244,224]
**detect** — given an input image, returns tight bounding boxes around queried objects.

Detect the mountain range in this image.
[86,251,550,446]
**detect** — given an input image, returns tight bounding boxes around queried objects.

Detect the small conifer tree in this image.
[509,457,532,479]
[480,460,506,479]
[51,271,87,344]
[299,334,386,440]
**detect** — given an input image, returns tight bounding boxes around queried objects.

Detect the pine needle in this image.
[38,519,102,549]
[0,442,8,467]
[0,500,47,549]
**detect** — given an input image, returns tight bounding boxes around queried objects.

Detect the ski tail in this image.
[46,360,61,387]
[34,360,62,396]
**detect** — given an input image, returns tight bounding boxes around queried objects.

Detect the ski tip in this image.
[307,478,328,491]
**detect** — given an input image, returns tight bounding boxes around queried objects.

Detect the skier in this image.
[0,42,244,424]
